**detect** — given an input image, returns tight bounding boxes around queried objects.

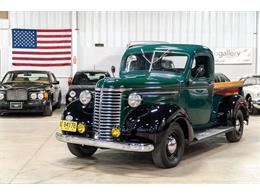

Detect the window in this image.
[72,72,108,85]
[191,56,210,78]
[3,72,50,84]
[125,52,188,74]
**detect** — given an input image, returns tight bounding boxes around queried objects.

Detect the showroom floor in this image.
[0,108,259,184]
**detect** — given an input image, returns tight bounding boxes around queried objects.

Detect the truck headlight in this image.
[0,93,4,100]
[30,93,37,100]
[69,90,76,97]
[257,92,260,97]
[128,93,142,108]
[79,90,91,105]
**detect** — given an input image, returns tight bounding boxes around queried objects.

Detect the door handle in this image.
[195,89,204,93]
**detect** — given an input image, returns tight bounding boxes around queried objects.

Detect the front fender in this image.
[124,104,194,144]
[62,99,94,130]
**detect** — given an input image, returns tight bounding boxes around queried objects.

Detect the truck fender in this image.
[223,95,249,124]
[124,104,194,144]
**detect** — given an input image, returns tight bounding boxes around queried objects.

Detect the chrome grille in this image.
[7,89,27,101]
[93,88,122,140]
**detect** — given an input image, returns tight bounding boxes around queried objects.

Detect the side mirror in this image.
[53,81,60,85]
[68,77,73,86]
[195,65,206,78]
[111,66,116,77]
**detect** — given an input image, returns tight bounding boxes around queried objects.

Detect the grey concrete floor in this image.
[0,108,259,184]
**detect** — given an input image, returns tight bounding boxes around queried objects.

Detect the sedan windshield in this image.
[2,72,50,84]
[124,51,188,74]
[72,72,108,85]
[244,77,260,85]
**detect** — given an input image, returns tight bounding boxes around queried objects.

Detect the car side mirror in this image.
[53,81,60,85]
[111,66,116,77]
[195,65,206,78]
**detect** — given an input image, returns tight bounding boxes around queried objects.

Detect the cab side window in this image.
[191,56,210,78]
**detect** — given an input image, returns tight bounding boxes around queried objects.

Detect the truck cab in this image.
[57,44,249,168]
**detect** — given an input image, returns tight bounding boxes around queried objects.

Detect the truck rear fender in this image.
[219,95,249,124]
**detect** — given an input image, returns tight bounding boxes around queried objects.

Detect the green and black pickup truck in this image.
[57,43,249,168]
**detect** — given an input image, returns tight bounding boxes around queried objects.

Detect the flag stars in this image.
[12,29,37,49]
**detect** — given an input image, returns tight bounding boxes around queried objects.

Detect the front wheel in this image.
[226,110,244,142]
[67,143,97,158]
[152,122,185,168]
[247,96,259,115]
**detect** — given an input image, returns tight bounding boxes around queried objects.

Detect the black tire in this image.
[67,143,97,157]
[247,96,259,115]
[152,122,185,168]
[56,92,62,109]
[43,101,53,116]
[226,110,244,142]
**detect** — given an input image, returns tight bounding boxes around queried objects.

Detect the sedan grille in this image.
[93,88,122,140]
[7,89,28,101]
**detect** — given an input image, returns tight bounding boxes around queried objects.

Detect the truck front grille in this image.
[93,88,122,140]
[7,89,28,101]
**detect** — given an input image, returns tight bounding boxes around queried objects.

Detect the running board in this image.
[193,126,235,143]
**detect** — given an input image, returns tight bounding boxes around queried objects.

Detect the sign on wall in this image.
[214,48,253,65]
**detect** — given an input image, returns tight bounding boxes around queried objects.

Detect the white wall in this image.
[0,11,72,103]
[77,11,257,80]
[0,11,259,103]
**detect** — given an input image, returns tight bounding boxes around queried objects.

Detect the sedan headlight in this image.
[79,90,91,105]
[128,93,142,108]
[38,93,44,100]
[0,93,4,100]
[69,90,76,97]
[30,93,37,100]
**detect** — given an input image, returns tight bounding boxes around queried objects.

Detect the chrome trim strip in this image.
[139,91,179,95]
[95,87,131,92]
[56,132,154,152]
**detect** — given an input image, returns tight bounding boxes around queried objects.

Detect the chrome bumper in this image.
[56,132,154,152]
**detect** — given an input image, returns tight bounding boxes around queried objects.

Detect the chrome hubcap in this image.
[167,136,177,154]
[235,119,241,132]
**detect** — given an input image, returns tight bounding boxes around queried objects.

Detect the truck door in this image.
[185,55,214,126]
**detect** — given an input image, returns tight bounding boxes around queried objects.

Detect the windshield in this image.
[72,72,108,85]
[124,51,188,74]
[244,77,260,85]
[2,72,50,84]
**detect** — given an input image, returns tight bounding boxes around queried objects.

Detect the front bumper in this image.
[252,100,260,109]
[56,131,154,152]
[0,100,48,113]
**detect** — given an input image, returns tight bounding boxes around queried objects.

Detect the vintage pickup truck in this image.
[56,44,249,168]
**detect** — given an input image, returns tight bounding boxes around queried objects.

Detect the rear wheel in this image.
[67,143,97,157]
[226,110,244,142]
[152,122,185,168]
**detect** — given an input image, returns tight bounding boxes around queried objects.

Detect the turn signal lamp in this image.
[77,123,86,134]
[43,92,49,100]
[111,127,121,138]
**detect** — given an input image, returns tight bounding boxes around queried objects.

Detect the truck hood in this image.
[97,71,182,89]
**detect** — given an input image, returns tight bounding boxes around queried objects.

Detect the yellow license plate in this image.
[59,120,77,132]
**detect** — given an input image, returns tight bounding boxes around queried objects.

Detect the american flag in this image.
[12,28,72,67]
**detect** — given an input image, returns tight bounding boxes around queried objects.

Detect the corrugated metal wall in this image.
[78,11,256,48]
[77,11,257,80]
[0,11,258,101]
[0,11,72,103]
